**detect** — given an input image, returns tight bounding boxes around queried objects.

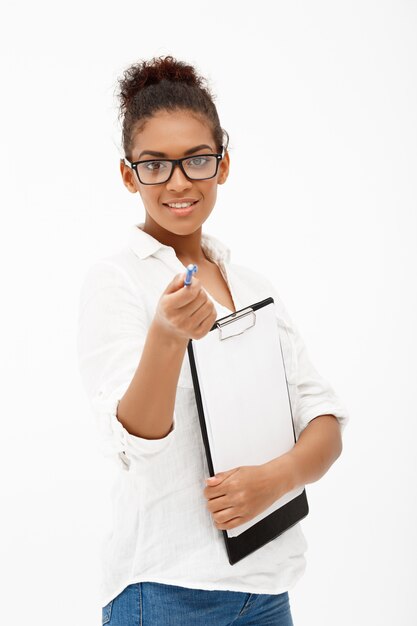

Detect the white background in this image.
[1,1,416,624]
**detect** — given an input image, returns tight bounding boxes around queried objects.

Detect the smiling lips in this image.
[163,199,199,215]
[163,198,199,208]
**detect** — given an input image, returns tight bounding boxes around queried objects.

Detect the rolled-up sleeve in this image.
[265,277,350,440]
[289,319,350,439]
[76,261,177,471]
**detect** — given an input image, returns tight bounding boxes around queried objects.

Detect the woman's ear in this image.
[218,150,230,185]
[120,159,138,194]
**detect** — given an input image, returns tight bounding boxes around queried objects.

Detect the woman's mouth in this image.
[163,200,199,216]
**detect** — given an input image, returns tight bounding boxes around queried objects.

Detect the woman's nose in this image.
[166,163,193,191]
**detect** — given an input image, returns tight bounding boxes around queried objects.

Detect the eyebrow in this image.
[138,144,214,160]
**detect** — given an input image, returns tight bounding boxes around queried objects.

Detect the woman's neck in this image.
[142,217,210,265]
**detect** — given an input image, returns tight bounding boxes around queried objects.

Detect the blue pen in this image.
[184,263,198,286]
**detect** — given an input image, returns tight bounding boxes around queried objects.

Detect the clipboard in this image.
[187,297,309,565]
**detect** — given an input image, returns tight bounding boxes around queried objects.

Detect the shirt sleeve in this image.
[76,260,177,472]
[264,277,350,441]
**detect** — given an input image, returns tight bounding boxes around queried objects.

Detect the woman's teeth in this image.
[167,202,195,208]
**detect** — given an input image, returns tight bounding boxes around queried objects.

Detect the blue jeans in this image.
[102,581,294,625]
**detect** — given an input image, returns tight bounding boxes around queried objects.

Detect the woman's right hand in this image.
[154,272,218,342]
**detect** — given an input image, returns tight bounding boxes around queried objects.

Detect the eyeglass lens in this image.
[137,155,218,184]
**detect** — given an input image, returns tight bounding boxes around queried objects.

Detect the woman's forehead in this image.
[131,111,215,157]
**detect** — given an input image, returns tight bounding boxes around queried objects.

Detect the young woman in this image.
[77,55,349,626]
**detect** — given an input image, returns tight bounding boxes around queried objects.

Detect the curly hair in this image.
[115,55,229,160]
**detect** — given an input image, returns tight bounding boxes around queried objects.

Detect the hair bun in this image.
[118,55,204,112]
[116,54,225,160]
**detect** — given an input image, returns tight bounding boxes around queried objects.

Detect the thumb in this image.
[164,272,187,295]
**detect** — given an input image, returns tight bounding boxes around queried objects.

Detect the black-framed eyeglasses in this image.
[122,151,224,185]
[121,129,229,186]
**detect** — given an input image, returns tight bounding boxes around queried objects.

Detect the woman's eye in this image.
[146,161,167,171]
[188,157,207,167]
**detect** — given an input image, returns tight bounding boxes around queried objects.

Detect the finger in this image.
[215,515,243,530]
[206,467,239,486]
[206,494,229,511]
[206,490,228,504]
[164,272,189,295]
[168,276,204,309]
[214,508,242,525]
[183,286,208,314]
[189,297,216,327]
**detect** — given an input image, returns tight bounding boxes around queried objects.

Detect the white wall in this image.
[1,1,416,624]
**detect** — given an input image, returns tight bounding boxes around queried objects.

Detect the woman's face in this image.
[120,109,230,236]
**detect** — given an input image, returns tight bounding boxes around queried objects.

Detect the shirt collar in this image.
[128,222,231,265]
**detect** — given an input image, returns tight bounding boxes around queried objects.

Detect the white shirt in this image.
[76,222,350,608]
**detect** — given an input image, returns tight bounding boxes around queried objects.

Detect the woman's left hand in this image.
[203,459,293,531]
